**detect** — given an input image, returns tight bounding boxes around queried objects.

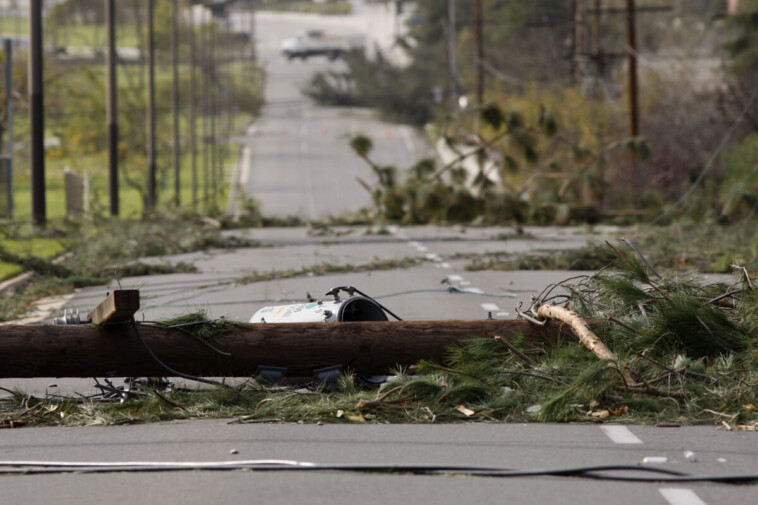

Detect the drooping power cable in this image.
[130,316,230,389]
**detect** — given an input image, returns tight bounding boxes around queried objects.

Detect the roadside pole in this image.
[146,0,157,212]
[106,0,119,217]
[625,0,639,198]
[473,0,483,105]
[189,5,198,209]
[29,0,45,227]
[3,39,13,219]
[171,0,180,207]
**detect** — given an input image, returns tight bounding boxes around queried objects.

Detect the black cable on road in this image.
[0,460,755,484]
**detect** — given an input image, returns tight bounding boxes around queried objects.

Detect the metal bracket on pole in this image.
[254,365,287,384]
[312,364,343,386]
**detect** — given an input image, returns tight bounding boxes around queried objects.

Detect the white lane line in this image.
[481,303,500,312]
[425,253,442,262]
[659,489,708,505]
[408,241,421,248]
[599,426,643,444]
[446,275,463,282]
[440,262,451,269]
[416,245,428,252]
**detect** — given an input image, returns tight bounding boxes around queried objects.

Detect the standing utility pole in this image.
[473,0,483,105]
[189,4,198,209]
[146,0,156,212]
[3,39,14,218]
[28,0,45,226]
[210,19,217,205]
[201,10,209,207]
[444,0,457,103]
[171,0,180,207]
[592,0,602,72]
[625,0,639,139]
[573,0,586,83]
[625,0,639,195]
[106,0,119,216]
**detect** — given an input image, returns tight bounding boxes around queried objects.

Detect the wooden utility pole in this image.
[189,3,198,209]
[202,11,209,206]
[625,0,639,196]
[444,0,457,104]
[3,38,14,219]
[573,0,587,84]
[106,0,119,217]
[210,18,217,205]
[0,319,575,378]
[171,0,180,207]
[625,0,639,139]
[28,0,45,227]
[146,0,157,212]
[473,0,484,105]
[592,0,603,80]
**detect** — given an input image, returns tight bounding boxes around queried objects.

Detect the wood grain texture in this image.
[0,319,578,378]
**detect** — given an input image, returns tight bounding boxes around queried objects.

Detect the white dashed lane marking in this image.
[659,488,709,505]
[599,426,643,444]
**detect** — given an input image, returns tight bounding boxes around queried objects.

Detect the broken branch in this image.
[536,303,635,386]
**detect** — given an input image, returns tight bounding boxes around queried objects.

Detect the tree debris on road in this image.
[1,243,756,428]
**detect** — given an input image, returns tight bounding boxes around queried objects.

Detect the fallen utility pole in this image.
[0,319,577,378]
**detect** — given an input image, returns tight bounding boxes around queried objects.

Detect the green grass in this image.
[7,59,262,221]
[258,0,352,15]
[1,18,152,49]
[0,237,68,281]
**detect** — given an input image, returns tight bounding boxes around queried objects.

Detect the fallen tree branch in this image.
[536,304,635,386]
[493,336,535,365]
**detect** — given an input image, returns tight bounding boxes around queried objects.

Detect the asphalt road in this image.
[1,4,754,505]
[2,223,746,505]
[227,6,430,220]
[1,421,755,505]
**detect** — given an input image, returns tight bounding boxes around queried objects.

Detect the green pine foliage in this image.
[2,242,757,428]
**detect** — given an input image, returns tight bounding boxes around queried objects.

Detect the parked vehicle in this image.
[281,30,365,61]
